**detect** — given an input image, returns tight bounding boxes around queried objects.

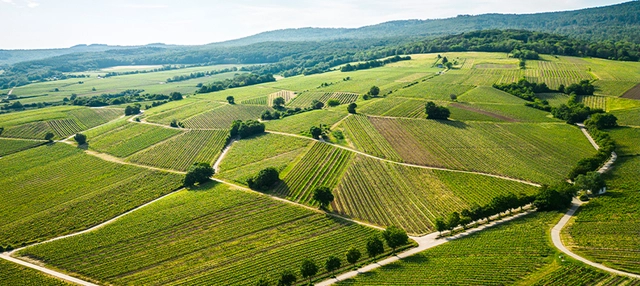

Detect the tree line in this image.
[196,73,275,94]
[166,67,238,83]
[340,55,411,72]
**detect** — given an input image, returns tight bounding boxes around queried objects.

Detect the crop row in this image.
[578,95,607,110]
[21,185,381,286]
[0,143,182,247]
[272,142,353,204]
[268,90,297,106]
[184,104,268,129]
[69,108,122,129]
[339,212,558,285]
[288,92,358,108]
[0,260,69,286]
[333,155,536,234]
[240,96,267,105]
[128,129,229,171]
[366,116,595,184]
[532,263,635,286]
[90,123,182,157]
[146,100,221,125]
[342,114,402,161]
[0,138,44,156]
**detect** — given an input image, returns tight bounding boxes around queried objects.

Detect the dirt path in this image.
[213,139,236,173]
[266,130,541,187]
[0,254,98,286]
[549,124,631,278]
[317,210,536,285]
[7,88,13,95]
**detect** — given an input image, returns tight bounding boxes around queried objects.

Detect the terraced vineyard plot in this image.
[338,212,560,285]
[288,92,358,108]
[0,144,182,246]
[333,155,538,234]
[21,184,383,286]
[578,95,607,110]
[183,104,268,129]
[268,90,296,106]
[128,130,229,171]
[341,114,401,161]
[531,262,639,285]
[1,120,54,139]
[69,108,122,129]
[90,123,181,157]
[271,142,353,204]
[146,100,221,125]
[264,109,348,134]
[240,96,267,105]
[564,156,640,275]
[219,133,310,172]
[47,119,84,138]
[0,259,70,286]
[364,117,595,184]
[393,81,474,101]
[0,138,45,156]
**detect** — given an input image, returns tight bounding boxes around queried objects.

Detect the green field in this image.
[20,183,384,286]
[0,259,70,286]
[218,133,310,172]
[612,107,640,126]
[89,122,181,157]
[607,127,640,156]
[145,100,222,125]
[338,212,561,285]
[0,138,45,156]
[264,109,348,135]
[0,144,182,246]
[564,156,640,275]
[183,104,269,129]
[333,155,538,234]
[127,129,229,171]
[342,116,595,184]
[529,261,639,286]
[288,92,359,108]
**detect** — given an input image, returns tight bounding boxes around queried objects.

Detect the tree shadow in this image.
[435,119,468,129]
[76,143,89,150]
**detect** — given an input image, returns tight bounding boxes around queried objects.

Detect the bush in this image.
[170,92,183,101]
[579,194,590,201]
[184,162,214,187]
[124,104,141,116]
[327,99,340,107]
[247,167,280,191]
[44,132,55,142]
[347,103,357,114]
[74,133,87,145]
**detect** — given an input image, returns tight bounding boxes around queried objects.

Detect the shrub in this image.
[425,101,450,120]
[74,133,87,145]
[247,167,280,191]
[327,99,340,107]
[184,162,214,187]
[347,102,357,114]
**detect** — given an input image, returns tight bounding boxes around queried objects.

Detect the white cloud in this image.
[1,0,15,5]
[26,1,39,8]
[121,4,169,9]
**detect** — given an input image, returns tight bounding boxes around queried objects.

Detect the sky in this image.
[0,0,629,50]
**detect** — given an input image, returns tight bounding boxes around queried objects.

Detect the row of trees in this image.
[340,56,411,72]
[493,78,551,102]
[568,114,617,179]
[166,67,238,83]
[257,226,409,286]
[196,73,275,94]
[230,120,265,139]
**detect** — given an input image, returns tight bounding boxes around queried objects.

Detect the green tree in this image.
[434,217,447,235]
[226,96,235,104]
[346,247,361,266]
[277,270,296,286]
[575,171,606,193]
[441,57,448,65]
[382,226,409,252]
[425,101,450,120]
[325,255,342,275]
[585,113,618,129]
[300,259,318,284]
[369,86,380,96]
[366,235,384,259]
[312,186,334,209]
[184,162,214,187]
[446,212,461,231]
[247,167,280,190]
[327,99,340,107]
[44,132,55,142]
[310,126,323,139]
[272,97,285,108]
[347,102,357,114]
[170,92,183,101]
[74,133,87,145]
[311,99,324,109]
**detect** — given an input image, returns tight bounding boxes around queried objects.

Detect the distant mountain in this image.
[0,44,171,66]
[213,1,640,46]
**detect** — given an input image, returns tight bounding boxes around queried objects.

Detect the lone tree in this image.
[346,247,361,267]
[310,126,323,139]
[434,217,447,235]
[369,86,380,96]
[449,94,457,101]
[327,99,340,107]
[311,99,324,110]
[272,97,286,109]
[184,162,214,187]
[277,270,297,286]
[382,226,409,253]
[124,104,141,116]
[300,259,318,284]
[425,101,450,120]
[226,96,235,104]
[247,167,280,191]
[44,132,55,142]
[170,92,183,101]
[325,256,342,276]
[441,56,449,65]
[347,102,357,114]
[366,235,384,260]
[74,133,87,145]
[313,186,334,209]
[575,171,606,194]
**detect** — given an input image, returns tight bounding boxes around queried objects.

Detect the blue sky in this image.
[1,0,628,49]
